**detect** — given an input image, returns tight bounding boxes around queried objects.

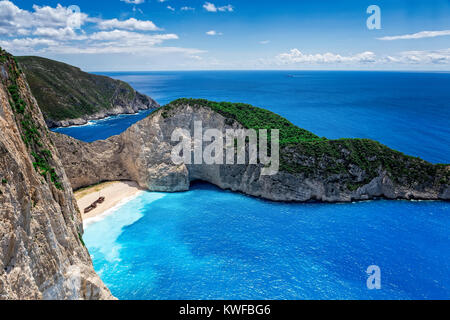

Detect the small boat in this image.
[83,196,106,214]
[84,203,97,214]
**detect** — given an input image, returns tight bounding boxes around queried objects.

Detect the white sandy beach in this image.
[75,181,144,222]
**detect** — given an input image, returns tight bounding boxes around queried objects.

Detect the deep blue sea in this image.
[55,71,450,163]
[60,71,450,300]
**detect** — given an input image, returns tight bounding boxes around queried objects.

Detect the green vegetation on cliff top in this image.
[15,56,137,122]
[164,98,323,144]
[1,49,63,190]
[164,99,449,190]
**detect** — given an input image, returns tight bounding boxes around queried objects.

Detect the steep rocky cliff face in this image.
[0,49,113,299]
[16,56,159,128]
[53,99,450,202]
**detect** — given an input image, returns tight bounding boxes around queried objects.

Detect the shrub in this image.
[78,233,86,247]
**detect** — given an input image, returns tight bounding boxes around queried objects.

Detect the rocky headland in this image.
[53,99,449,202]
[16,56,159,128]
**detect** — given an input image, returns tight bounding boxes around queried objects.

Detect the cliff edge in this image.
[0,49,113,299]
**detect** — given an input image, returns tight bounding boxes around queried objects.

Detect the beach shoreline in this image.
[75,181,145,225]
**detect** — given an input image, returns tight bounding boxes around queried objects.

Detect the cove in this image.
[84,182,450,300]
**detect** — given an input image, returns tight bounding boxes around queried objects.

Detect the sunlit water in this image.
[58,71,449,299]
[84,183,450,300]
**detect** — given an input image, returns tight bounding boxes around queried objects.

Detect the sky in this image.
[0,0,450,71]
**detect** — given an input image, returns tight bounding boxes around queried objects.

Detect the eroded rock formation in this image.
[53,101,450,202]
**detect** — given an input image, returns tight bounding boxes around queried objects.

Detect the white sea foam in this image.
[83,192,167,263]
[53,119,97,130]
[54,110,151,130]
[83,191,144,228]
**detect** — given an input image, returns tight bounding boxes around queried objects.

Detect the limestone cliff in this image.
[16,56,159,128]
[0,49,113,299]
[53,99,449,202]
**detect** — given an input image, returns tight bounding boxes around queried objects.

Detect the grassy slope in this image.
[164,99,449,190]
[16,56,136,121]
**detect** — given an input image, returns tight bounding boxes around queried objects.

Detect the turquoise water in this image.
[84,184,450,300]
[69,71,449,299]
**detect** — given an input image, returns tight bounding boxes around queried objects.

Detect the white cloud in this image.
[203,2,217,12]
[0,30,201,57]
[167,6,175,11]
[181,6,195,11]
[0,1,88,35]
[120,0,145,4]
[0,37,59,52]
[38,44,204,56]
[0,1,159,34]
[378,30,450,41]
[271,48,450,67]
[259,40,270,45]
[219,5,234,12]
[0,0,206,68]
[203,2,233,12]
[206,30,222,36]
[32,27,88,40]
[90,30,178,45]
[31,4,87,29]
[394,49,450,64]
[276,49,377,65]
[97,18,160,31]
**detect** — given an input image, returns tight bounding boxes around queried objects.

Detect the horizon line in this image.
[87,69,450,73]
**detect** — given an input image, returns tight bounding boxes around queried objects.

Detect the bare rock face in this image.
[53,103,450,202]
[50,134,131,189]
[0,51,113,300]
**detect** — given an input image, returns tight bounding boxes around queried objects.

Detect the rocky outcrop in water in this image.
[0,50,113,300]
[53,100,450,202]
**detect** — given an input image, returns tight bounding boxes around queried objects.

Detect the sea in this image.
[54,71,450,300]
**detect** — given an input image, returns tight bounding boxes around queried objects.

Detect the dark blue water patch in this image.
[95,71,450,164]
[51,110,153,142]
[84,182,450,300]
